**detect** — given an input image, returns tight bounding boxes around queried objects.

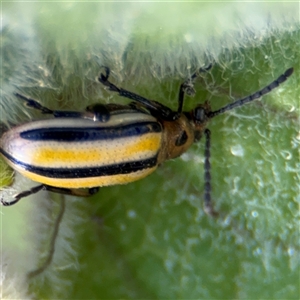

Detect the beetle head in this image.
[186,101,211,142]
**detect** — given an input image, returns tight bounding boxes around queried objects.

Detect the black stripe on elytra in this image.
[20,121,162,142]
[0,148,158,178]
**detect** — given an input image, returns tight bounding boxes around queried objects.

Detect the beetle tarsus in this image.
[199,62,213,73]
[98,67,121,93]
[100,66,110,81]
[177,63,213,113]
[14,93,54,115]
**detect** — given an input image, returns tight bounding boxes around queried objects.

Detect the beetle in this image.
[0,66,294,215]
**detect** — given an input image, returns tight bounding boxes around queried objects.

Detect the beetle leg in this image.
[1,185,99,206]
[203,129,218,217]
[15,93,112,121]
[14,93,84,119]
[1,184,45,206]
[98,67,178,121]
[177,63,213,113]
[43,186,99,197]
[15,93,55,114]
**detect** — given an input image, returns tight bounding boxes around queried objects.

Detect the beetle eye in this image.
[194,107,205,123]
[175,130,188,146]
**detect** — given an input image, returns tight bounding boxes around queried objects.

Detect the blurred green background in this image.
[1,2,299,299]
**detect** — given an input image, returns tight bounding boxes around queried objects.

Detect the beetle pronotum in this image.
[0,66,294,215]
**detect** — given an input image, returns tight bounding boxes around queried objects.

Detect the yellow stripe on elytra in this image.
[31,133,161,167]
[15,165,157,188]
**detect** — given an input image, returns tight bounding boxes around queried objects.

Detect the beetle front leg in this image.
[177,63,213,113]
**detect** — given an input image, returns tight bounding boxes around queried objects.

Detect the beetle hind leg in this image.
[14,93,55,114]
[44,186,99,197]
[14,93,85,119]
[1,184,45,206]
[1,185,99,206]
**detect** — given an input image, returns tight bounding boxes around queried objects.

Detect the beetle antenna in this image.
[203,129,218,217]
[208,67,294,118]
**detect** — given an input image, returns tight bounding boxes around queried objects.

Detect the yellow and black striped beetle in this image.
[0,66,294,215]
